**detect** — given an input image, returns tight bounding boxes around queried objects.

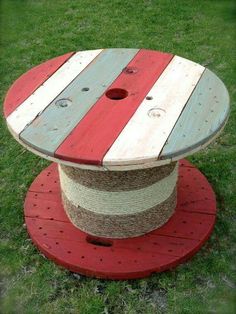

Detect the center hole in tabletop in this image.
[105,88,128,100]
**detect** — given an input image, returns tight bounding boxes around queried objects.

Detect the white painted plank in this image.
[6,49,103,135]
[103,56,205,166]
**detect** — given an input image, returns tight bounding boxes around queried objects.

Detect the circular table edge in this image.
[3,49,230,171]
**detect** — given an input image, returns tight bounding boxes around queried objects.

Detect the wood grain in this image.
[160,68,230,159]
[3,52,74,117]
[4,49,230,170]
[103,56,205,167]
[20,49,139,155]
[55,49,173,164]
[6,49,103,135]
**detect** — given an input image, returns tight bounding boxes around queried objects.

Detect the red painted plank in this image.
[178,198,216,215]
[25,220,178,279]
[24,196,69,222]
[55,49,173,165]
[26,215,199,258]
[152,211,216,240]
[28,163,60,194]
[177,161,216,214]
[24,164,68,221]
[178,166,216,200]
[3,52,74,117]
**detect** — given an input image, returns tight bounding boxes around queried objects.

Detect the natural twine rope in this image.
[62,187,177,238]
[60,162,176,191]
[59,162,178,238]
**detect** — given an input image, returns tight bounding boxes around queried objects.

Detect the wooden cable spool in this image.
[3,48,229,279]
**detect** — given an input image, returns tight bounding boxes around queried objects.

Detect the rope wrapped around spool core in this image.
[59,162,178,238]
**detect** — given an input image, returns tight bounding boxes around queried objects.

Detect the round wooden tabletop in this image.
[4,49,230,170]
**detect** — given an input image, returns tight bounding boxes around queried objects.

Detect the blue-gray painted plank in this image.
[20,49,139,155]
[161,69,230,159]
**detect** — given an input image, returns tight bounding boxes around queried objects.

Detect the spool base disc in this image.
[24,160,217,280]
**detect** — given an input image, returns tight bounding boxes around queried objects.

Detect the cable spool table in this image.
[4,49,230,279]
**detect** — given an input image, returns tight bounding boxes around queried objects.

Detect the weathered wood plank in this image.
[20,49,139,155]
[55,49,173,164]
[6,49,103,135]
[3,52,74,117]
[103,56,204,167]
[160,69,230,159]
[5,49,230,170]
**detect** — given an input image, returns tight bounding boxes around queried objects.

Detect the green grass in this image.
[0,0,236,313]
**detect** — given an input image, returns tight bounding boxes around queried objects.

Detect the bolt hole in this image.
[56,242,59,245]
[123,66,138,74]
[105,88,128,100]
[81,87,89,92]
[55,99,71,108]
[81,256,85,259]
[86,236,113,247]
[67,251,71,254]
[182,221,187,224]
[60,230,64,233]
[39,227,42,230]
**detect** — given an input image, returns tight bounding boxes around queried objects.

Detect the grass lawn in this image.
[0,0,235,313]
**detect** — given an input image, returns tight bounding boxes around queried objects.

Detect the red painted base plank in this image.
[3,52,74,117]
[24,159,217,280]
[55,49,173,165]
